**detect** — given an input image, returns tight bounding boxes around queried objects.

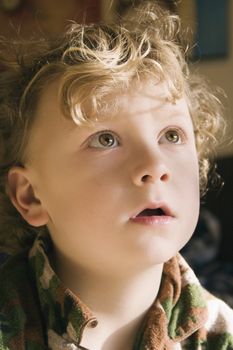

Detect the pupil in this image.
[99,133,114,146]
[167,132,178,142]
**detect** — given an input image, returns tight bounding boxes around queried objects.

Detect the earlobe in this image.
[7,166,49,227]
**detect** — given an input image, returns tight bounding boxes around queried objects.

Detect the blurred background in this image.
[0,0,232,304]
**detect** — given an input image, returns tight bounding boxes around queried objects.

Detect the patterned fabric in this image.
[0,232,233,350]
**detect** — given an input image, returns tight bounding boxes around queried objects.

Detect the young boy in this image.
[0,2,233,350]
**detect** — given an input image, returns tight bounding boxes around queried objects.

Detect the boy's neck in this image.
[52,251,164,349]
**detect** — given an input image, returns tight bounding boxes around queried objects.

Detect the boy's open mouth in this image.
[136,208,165,217]
[130,204,174,225]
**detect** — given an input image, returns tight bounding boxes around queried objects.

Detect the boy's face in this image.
[19,81,200,274]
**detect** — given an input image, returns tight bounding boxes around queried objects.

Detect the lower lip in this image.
[130,216,174,225]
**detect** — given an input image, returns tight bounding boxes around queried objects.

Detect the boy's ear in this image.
[7,166,49,227]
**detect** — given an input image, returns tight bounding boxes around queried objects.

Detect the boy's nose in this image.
[131,149,170,186]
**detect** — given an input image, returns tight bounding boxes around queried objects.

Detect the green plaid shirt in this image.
[1,232,233,349]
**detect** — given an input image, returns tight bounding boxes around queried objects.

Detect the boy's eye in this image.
[160,128,185,145]
[88,131,119,149]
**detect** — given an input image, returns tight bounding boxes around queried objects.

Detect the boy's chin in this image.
[140,242,189,268]
[125,248,182,272]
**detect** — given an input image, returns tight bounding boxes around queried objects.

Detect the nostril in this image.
[141,173,169,183]
[141,174,150,182]
[160,173,169,181]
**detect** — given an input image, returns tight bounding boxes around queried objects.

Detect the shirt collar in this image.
[135,254,208,348]
[29,232,97,348]
[29,233,208,349]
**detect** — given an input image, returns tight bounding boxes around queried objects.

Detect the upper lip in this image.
[131,202,174,219]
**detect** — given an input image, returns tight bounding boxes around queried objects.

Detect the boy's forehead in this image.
[33,79,187,133]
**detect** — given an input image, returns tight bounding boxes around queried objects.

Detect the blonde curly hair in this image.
[0,2,225,252]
